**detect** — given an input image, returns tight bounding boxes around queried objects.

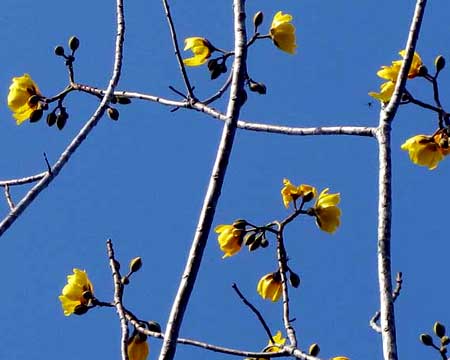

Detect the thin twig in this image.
[107,239,129,360]
[370,272,403,333]
[161,0,195,99]
[0,0,125,239]
[203,72,233,105]
[231,283,275,343]
[375,1,427,360]
[158,2,248,360]
[0,173,47,187]
[4,185,14,210]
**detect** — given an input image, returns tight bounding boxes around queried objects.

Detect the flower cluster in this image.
[369,50,423,102]
[7,74,43,125]
[401,130,450,169]
[59,269,94,316]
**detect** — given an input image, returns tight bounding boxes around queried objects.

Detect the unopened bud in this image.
[47,112,57,127]
[289,272,301,288]
[260,237,269,248]
[129,257,143,273]
[248,79,267,95]
[147,320,162,333]
[420,333,434,346]
[56,111,68,130]
[29,109,43,123]
[116,96,132,105]
[82,290,93,300]
[434,322,446,338]
[27,95,40,106]
[54,46,65,57]
[107,107,119,121]
[302,191,315,203]
[232,219,247,230]
[442,336,450,346]
[73,304,89,315]
[418,65,428,77]
[308,343,320,356]
[243,232,257,246]
[253,11,264,28]
[435,55,446,73]
[68,36,80,52]
[121,276,130,285]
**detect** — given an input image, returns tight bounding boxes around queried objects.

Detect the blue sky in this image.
[1,1,450,359]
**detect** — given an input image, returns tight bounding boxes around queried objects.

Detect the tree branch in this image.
[157,1,248,359]
[0,0,126,239]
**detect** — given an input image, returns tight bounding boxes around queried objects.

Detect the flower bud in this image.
[54,46,65,57]
[232,219,247,230]
[107,107,119,121]
[47,112,57,127]
[68,36,80,52]
[442,336,450,346]
[73,304,89,315]
[289,271,301,288]
[82,290,93,300]
[308,343,320,356]
[116,96,132,105]
[260,237,269,248]
[56,111,68,130]
[435,55,446,73]
[27,95,40,106]
[243,232,257,246]
[420,333,434,346]
[253,11,264,28]
[248,79,267,95]
[147,320,162,333]
[417,65,428,77]
[129,257,143,273]
[121,276,130,285]
[434,322,446,338]
[248,233,263,251]
[29,109,43,123]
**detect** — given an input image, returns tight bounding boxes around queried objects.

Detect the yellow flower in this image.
[314,188,341,234]
[270,11,297,54]
[281,178,317,208]
[245,331,286,360]
[369,50,423,102]
[401,131,450,170]
[59,269,94,316]
[257,272,282,302]
[215,223,244,258]
[331,357,350,360]
[128,332,149,360]
[183,37,214,66]
[264,331,286,352]
[7,74,43,125]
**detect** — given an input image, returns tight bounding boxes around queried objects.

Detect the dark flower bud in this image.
[47,112,57,127]
[248,79,267,95]
[207,58,218,71]
[116,96,132,105]
[289,271,301,288]
[121,276,130,285]
[56,110,69,130]
[308,343,320,356]
[434,322,446,338]
[68,36,80,52]
[442,336,450,346]
[29,109,43,123]
[27,95,40,106]
[129,257,143,273]
[54,46,65,57]
[232,219,247,230]
[260,237,269,248]
[248,233,263,251]
[420,333,434,346]
[253,11,264,29]
[107,107,119,121]
[417,65,428,77]
[146,321,162,333]
[73,304,89,315]
[243,232,257,246]
[435,55,446,73]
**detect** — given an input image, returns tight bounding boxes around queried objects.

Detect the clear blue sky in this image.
[1,1,450,359]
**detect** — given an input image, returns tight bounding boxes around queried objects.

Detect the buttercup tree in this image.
[1,1,450,360]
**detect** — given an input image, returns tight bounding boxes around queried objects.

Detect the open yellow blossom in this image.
[7,73,42,125]
[183,37,214,66]
[59,269,94,316]
[264,331,286,352]
[128,332,149,360]
[314,189,341,234]
[281,178,317,208]
[401,132,450,170]
[331,357,350,360]
[369,50,423,102]
[215,223,244,258]
[257,272,282,302]
[270,11,297,54]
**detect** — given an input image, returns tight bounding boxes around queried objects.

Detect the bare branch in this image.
[158,1,248,359]
[0,173,47,187]
[375,1,427,359]
[4,185,14,210]
[107,239,129,360]
[0,0,126,239]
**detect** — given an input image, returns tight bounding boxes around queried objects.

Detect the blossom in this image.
[314,188,341,234]
[128,332,149,360]
[331,357,350,360]
[264,331,286,353]
[270,11,297,54]
[183,37,214,66]
[215,223,244,258]
[257,272,282,302]
[401,132,450,170]
[7,74,42,125]
[281,178,317,208]
[369,50,423,102]
[59,269,94,316]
